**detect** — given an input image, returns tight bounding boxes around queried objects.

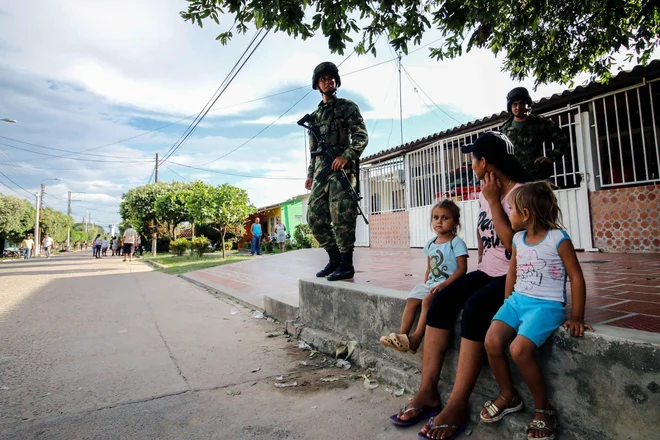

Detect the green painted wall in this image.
[280,199,303,236]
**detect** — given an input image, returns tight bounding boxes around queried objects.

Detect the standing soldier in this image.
[500,87,568,182]
[305,62,368,281]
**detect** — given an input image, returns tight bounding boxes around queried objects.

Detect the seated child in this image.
[480,181,593,440]
[379,199,468,352]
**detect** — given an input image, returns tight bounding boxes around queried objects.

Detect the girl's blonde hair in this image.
[509,181,564,232]
[430,199,461,233]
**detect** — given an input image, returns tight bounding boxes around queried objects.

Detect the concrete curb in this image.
[142,259,167,270]
[291,278,660,440]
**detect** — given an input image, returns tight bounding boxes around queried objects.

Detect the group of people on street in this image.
[19,234,54,259]
[91,225,141,262]
[304,61,579,439]
[249,218,288,256]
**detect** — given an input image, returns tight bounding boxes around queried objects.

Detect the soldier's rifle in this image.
[297,113,369,225]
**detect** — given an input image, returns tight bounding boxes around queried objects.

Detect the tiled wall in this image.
[590,184,660,253]
[369,211,410,248]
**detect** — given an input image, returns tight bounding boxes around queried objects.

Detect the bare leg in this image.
[397,326,450,422]
[400,298,422,335]
[422,339,483,439]
[482,321,519,420]
[409,293,433,351]
[510,336,553,439]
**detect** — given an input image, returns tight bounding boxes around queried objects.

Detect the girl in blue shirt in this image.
[380,200,468,353]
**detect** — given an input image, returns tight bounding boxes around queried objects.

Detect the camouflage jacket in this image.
[306,97,369,179]
[500,114,568,180]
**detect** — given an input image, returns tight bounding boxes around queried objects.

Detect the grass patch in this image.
[144,250,250,275]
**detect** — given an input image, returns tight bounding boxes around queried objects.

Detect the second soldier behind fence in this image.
[304,61,368,281]
[500,87,568,182]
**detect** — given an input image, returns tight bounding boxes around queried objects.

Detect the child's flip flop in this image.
[379,333,414,353]
[417,418,467,440]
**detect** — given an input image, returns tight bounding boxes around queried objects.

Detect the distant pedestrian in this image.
[42,233,54,259]
[122,225,138,262]
[111,236,118,256]
[275,219,287,253]
[93,234,102,258]
[101,237,109,256]
[250,218,262,256]
[20,235,34,260]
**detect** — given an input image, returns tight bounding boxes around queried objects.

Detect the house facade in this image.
[355,61,660,253]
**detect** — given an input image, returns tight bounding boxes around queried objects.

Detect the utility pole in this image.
[67,191,72,251]
[398,51,404,147]
[85,208,88,232]
[153,153,159,256]
[35,183,45,256]
[33,192,40,257]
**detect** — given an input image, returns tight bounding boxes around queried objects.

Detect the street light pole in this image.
[35,178,62,256]
[33,192,40,257]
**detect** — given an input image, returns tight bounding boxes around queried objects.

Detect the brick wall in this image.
[590,185,660,253]
[369,211,410,248]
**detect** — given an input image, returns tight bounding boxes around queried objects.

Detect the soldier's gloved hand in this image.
[305,178,313,190]
[332,156,349,171]
[534,156,554,164]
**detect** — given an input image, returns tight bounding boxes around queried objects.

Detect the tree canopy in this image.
[181,0,660,85]
[0,194,35,242]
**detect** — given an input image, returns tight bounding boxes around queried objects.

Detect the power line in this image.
[401,68,453,126]
[197,89,313,166]
[160,29,270,165]
[0,135,147,159]
[401,65,462,124]
[162,164,190,182]
[0,141,152,163]
[0,169,35,198]
[167,161,304,180]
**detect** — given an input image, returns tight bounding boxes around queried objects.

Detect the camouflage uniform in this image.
[500,114,568,181]
[307,97,368,254]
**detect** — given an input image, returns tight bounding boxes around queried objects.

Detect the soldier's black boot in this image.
[327,250,354,281]
[316,248,341,277]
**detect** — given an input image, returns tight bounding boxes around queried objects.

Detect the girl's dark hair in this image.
[430,199,461,233]
[473,149,532,183]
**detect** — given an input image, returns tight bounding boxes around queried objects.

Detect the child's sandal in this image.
[526,408,556,440]
[480,393,523,423]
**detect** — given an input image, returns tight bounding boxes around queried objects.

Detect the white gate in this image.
[543,108,596,251]
[354,167,370,247]
[405,108,595,250]
[407,126,498,248]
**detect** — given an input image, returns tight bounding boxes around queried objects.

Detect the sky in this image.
[0,0,645,228]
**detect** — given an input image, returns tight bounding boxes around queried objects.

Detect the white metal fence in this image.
[590,80,660,188]
[362,157,406,215]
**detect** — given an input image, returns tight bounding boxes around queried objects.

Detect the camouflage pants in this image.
[307,173,357,253]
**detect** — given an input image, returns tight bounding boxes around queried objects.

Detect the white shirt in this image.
[102,240,109,247]
[42,237,54,248]
[23,239,34,249]
[94,238,103,246]
[123,228,138,244]
[513,229,571,303]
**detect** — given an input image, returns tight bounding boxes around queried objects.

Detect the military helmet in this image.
[506,87,533,113]
[312,62,341,90]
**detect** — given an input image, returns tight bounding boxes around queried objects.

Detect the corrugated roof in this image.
[362,60,660,164]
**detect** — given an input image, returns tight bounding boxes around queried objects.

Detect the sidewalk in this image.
[183,248,660,334]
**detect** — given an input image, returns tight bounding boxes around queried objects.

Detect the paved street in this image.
[0,252,476,440]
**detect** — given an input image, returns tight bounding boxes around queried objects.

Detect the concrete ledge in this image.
[296,279,660,439]
[180,273,299,322]
[263,295,298,322]
[142,259,167,270]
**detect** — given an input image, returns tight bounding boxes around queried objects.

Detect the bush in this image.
[169,238,190,256]
[191,236,210,257]
[293,224,319,249]
[156,237,171,253]
[243,241,250,249]
[285,240,294,251]
[263,240,274,253]
[223,241,233,251]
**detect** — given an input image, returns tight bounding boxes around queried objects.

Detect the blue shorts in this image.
[492,292,565,347]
